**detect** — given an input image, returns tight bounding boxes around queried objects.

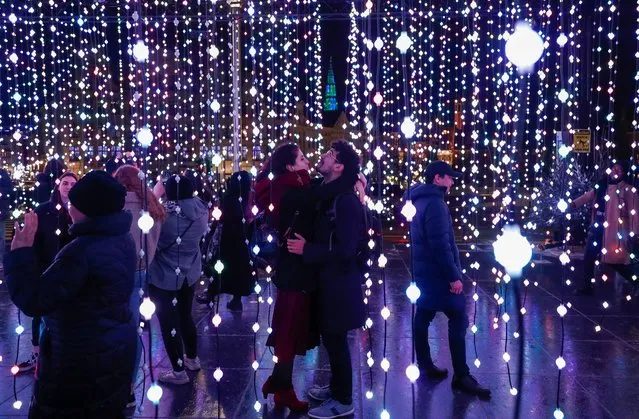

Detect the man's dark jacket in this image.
[3,211,137,417]
[407,183,464,311]
[303,174,366,334]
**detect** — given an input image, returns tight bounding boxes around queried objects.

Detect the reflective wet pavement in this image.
[0,243,637,418]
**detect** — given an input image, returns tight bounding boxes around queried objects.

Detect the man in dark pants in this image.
[288,140,365,419]
[407,161,490,399]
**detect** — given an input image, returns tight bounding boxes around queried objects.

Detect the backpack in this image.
[330,192,382,275]
[201,220,223,277]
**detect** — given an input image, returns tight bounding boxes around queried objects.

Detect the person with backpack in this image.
[148,175,208,385]
[287,140,364,419]
[406,160,491,399]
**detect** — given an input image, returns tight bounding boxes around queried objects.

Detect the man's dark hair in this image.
[331,140,360,178]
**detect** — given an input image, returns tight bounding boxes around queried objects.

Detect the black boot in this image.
[421,364,449,380]
[227,296,243,311]
[452,374,491,399]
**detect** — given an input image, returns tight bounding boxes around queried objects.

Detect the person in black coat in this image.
[4,170,137,418]
[216,171,255,311]
[17,172,78,373]
[35,158,66,204]
[406,160,490,399]
[287,140,365,418]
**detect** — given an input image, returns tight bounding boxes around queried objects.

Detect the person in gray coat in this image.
[148,174,208,385]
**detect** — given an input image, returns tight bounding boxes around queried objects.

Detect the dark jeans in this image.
[322,332,352,405]
[583,219,634,288]
[149,283,197,372]
[32,317,41,347]
[414,306,470,377]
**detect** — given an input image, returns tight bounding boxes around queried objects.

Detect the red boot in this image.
[274,388,309,413]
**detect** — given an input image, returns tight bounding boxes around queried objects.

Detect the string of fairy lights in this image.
[0,1,635,417]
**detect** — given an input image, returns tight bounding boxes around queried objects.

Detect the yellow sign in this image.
[573,130,591,153]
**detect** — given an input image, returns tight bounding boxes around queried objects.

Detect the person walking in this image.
[4,170,138,418]
[148,175,208,385]
[114,165,166,405]
[17,172,78,373]
[287,140,365,419]
[571,161,639,295]
[407,160,490,399]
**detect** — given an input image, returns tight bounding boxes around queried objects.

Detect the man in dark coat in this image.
[407,160,490,399]
[4,170,137,418]
[288,140,364,419]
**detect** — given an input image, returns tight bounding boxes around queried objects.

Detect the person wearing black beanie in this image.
[3,170,138,417]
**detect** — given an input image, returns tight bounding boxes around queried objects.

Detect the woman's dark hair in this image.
[255,143,300,183]
[165,174,195,201]
[331,140,360,178]
[44,158,66,178]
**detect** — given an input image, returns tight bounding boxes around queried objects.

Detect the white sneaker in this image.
[158,370,189,385]
[183,356,201,371]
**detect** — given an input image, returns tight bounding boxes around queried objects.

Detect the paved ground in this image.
[0,242,637,418]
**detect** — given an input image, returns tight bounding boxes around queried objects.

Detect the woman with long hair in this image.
[17,171,77,372]
[35,158,67,204]
[113,165,166,405]
[148,175,208,384]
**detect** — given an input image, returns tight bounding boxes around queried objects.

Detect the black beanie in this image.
[165,174,195,201]
[69,170,126,217]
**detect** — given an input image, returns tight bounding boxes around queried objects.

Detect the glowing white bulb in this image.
[401,200,417,222]
[208,45,220,59]
[252,323,260,333]
[503,352,511,362]
[380,358,390,372]
[558,89,569,103]
[504,21,544,72]
[493,225,532,277]
[558,145,572,158]
[510,387,518,396]
[366,390,374,399]
[253,245,261,255]
[212,313,222,327]
[132,40,149,62]
[11,365,19,375]
[214,260,224,274]
[212,207,222,220]
[8,13,17,24]
[13,401,22,410]
[474,358,481,368]
[557,199,568,213]
[252,360,259,370]
[381,409,390,419]
[406,283,421,303]
[378,254,388,268]
[138,211,154,234]
[373,92,383,106]
[210,99,221,113]
[212,154,223,167]
[9,53,18,64]
[213,367,223,382]
[557,304,568,317]
[396,31,412,53]
[557,33,568,47]
[140,298,156,320]
[15,325,24,335]
[554,408,565,419]
[147,383,163,404]
[380,306,390,320]
[555,356,566,370]
[136,127,153,147]
[405,364,420,382]
[400,117,416,139]
[13,92,22,102]
[559,252,570,265]
[373,146,384,160]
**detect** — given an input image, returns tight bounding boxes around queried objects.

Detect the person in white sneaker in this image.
[148,175,208,385]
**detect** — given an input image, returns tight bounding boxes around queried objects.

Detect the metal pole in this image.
[229,0,242,172]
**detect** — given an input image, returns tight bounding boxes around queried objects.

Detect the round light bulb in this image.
[138,211,154,234]
[504,21,544,72]
[213,367,223,382]
[396,31,412,53]
[405,364,420,382]
[401,200,417,222]
[147,383,163,404]
[493,224,532,277]
[132,40,149,62]
[136,127,153,147]
[400,117,416,139]
[139,297,156,320]
[406,282,421,303]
